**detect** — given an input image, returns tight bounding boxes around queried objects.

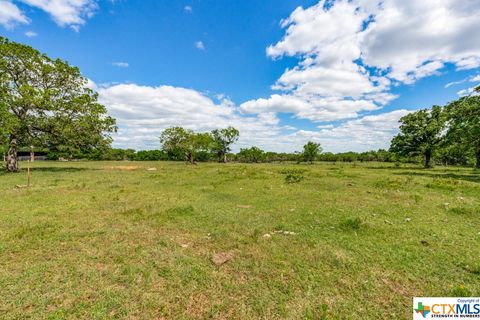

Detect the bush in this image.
[285,173,304,184]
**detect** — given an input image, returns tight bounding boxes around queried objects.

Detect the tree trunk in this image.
[187,153,195,165]
[30,146,35,162]
[223,152,227,163]
[424,150,432,168]
[6,136,19,172]
[475,148,480,169]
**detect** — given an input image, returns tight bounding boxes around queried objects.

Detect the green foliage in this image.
[339,217,363,230]
[237,146,265,163]
[436,142,473,166]
[390,106,446,168]
[301,141,322,163]
[211,126,239,162]
[0,36,116,170]
[446,94,480,168]
[160,127,213,164]
[284,173,304,184]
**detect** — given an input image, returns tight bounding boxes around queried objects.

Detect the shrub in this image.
[285,173,304,184]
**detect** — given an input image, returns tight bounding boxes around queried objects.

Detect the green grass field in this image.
[0,161,479,319]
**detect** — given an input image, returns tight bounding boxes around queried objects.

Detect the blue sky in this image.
[1,0,480,152]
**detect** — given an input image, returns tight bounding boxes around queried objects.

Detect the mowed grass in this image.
[0,161,479,319]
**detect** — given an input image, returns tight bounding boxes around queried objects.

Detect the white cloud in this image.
[243,0,480,124]
[96,83,288,150]
[317,124,334,129]
[95,1,480,152]
[195,41,205,51]
[361,1,480,80]
[0,1,29,29]
[25,30,37,37]
[184,5,192,13]
[85,78,97,91]
[445,79,466,88]
[93,81,411,152]
[240,94,382,122]
[112,61,129,68]
[287,109,413,152]
[19,0,98,30]
[445,74,480,88]
[457,87,480,97]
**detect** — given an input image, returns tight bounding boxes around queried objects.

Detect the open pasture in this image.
[0,161,479,319]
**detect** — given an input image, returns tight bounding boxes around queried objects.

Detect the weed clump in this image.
[451,285,471,297]
[471,265,480,275]
[285,173,304,184]
[339,217,362,230]
[167,205,195,216]
[448,207,471,215]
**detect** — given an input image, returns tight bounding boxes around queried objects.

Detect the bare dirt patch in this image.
[212,252,234,266]
[108,166,139,171]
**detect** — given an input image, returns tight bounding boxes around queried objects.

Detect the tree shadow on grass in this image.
[363,165,420,170]
[26,167,95,173]
[393,171,480,184]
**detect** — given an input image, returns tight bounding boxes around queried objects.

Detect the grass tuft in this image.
[339,217,363,231]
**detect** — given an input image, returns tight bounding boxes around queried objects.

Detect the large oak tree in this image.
[0,37,116,172]
[446,86,480,168]
[390,106,446,168]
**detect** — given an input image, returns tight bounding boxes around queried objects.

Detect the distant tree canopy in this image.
[59,146,417,164]
[211,127,239,163]
[237,146,265,163]
[390,106,446,168]
[0,36,116,172]
[160,126,238,164]
[301,141,322,163]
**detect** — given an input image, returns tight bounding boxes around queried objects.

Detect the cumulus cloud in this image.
[19,0,98,30]
[242,0,480,123]
[361,1,480,80]
[96,1,480,152]
[310,109,412,152]
[0,1,29,29]
[93,81,410,152]
[96,83,287,150]
[271,109,411,153]
[241,94,381,122]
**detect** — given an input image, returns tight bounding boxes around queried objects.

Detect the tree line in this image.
[1,36,480,171]
[39,142,422,164]
[390,88,480,168]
